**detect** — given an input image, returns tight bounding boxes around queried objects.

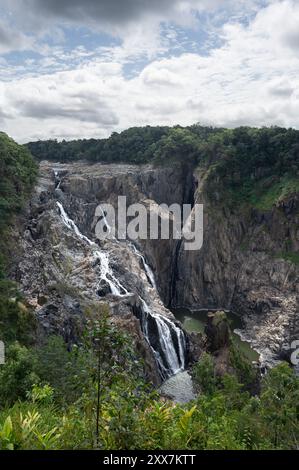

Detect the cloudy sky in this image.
[0,0,298,142]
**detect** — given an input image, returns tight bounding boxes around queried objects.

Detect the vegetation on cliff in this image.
[0,132,37,233]
[0,133,37,348]
[199,126,299,208]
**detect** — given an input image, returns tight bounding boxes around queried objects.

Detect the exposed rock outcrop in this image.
[11,161,189,385]
[172,168,299,367]
[205,311,230,353]
[10,160,299,378]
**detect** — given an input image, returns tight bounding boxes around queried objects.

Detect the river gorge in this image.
[10,160,299,390]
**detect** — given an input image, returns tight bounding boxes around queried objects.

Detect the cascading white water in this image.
[129,241,187,378]
[54,169,61,190]
[56,201,129,297]
[54,173,186,379]
[57,202,94,245]
[95,204,156,290]
[93,249,129,296]
[139,298,186,379]
[97,206,116,241]
[130,243,156,289]
[95,205,156,289]
[128,240,186,378]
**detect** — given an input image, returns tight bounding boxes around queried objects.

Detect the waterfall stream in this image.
[93,249,129,296]
[57,201,129,297]
[138,298,186,379]
[97,205,156,291]
[54,169,187,380]
[130,243,156,289]
[57,202,94,245]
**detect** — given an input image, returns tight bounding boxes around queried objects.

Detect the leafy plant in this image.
[193,352,217,394]
[0,416,14,450]
[27,384,54,405]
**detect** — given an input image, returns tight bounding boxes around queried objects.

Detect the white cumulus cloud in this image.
[0,0,298,141]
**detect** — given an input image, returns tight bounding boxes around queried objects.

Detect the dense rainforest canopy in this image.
[27,124,299,171]
[27,124,299,208]
[0,133,37,346]
[0,132,37,235]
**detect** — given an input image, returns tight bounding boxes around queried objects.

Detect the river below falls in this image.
[160,308,260,404]
[173,308,260,363]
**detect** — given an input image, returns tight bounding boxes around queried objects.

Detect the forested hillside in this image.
[0,133,37,345]
[0,133,37,233]
[26,125,220,164]
[27,125,299,208]
[27,126,171,164]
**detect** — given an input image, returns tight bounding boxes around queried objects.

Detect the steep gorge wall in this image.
[11,162,193,384]
[53,161,195,304]
[12,160,299,371]
[59,160,299,367]
[167,168,298,366]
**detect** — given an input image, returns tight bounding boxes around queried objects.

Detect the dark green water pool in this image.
[173,308,259,362]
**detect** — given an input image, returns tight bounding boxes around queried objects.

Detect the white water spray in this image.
[94,249,129,297]
[139,298,186,379]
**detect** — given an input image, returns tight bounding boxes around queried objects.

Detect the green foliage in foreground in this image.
[0,310,298,450]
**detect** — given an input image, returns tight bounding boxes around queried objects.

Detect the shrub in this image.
[193,352,218,395]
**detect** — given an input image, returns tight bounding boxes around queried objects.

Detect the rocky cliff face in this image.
[11,160,299,376]
[174,168,299,367]
[55,161,195,303]
[11,161,191,385]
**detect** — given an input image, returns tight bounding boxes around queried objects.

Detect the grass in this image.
[223,175,299,210]
[248,176,299,211]
[276,251,299,265]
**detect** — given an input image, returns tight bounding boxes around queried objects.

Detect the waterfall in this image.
[139,298,186,379]
[97,206,116,241]
[128,244,187,378]
[55,187,187,380]
[57,202,94,245]
[54,169,61,190]
[93,249,129,297]
[95,203,156,289]
[95,205,156,289]
[130,243,156,289]
[56,201,129,297]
